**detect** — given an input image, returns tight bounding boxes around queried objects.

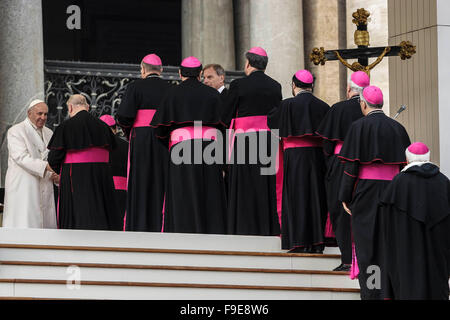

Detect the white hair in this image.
[359,93,383,109]
[348,79,364,94]
[405,148,430,163]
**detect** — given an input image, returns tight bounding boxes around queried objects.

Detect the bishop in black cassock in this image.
[100,115,128,224]
[150,56,227,234]
[380,142,450,300]
[48,95,120,230]
[116,54,172,232]
[268,69,329,253]
[223,47,282,236]
[338,86,411,300]
[316,71,369,270]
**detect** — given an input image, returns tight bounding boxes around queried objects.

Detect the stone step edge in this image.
[0,278,360,293]
[0,261,351,276]
[0,244,341,259]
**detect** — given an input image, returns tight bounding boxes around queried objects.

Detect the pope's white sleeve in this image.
[7,128,47,178]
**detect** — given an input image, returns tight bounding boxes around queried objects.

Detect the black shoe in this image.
[288,247,307,253]
[333,263,351,272]
[312,244,324,254]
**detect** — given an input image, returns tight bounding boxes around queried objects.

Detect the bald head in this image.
[67,94,89,117]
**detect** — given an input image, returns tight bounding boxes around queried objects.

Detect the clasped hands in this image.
[46,163,60,184]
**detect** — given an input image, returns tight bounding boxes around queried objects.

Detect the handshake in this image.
[46,163,60,184]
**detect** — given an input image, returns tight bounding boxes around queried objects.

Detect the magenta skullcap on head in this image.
[248,47,268,57]
[99,115,116,127]
[181,56,202,68]
[406,142,430,163]
[351,71,370,88]
[142,54,162,66]
[295,69,314,84]
[362,86,384,105]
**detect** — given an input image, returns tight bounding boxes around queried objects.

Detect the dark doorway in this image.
[42,0,182,66]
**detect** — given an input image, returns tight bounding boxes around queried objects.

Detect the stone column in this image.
[237,0,303,99]
[347,0,390,113]
[0,0,45,187]
[303,0,347,105]
[233,0,251,70]
[182,0,235,70]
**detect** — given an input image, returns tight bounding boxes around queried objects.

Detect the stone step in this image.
[0,261,359,289]
[0,279,360,300]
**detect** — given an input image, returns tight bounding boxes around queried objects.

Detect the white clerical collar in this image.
[367,109,384,116]
[218,85,225,93]
[401,161,434,172]
[296,90,312,96]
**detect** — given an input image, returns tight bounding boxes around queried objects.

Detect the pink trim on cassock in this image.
[133,109,157,128]
[276,142,283,231]
[64,147,109,163]
[324,212,335,238]
[350,241,360,280]
[358,163,400,181]
[113,176,127,191]
[169,126,218,149]
[334,141,344,155]
[281,136,323,150]
[161,195,165,233]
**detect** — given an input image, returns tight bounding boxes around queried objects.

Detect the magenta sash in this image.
[64,147,109,163]
[358,163,400,181]
[169,126,218,149]
[133,109,156,128]
[334,141,344,155]
[282,136,323,150]
[228,115,270,161]
[233,115,270,133]
[113,176,127,191]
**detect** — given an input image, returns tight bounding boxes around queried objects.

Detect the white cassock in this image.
[2,118,56,228]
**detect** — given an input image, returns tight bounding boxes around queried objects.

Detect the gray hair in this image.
[141,62,163,73]
[360,93,383,109]
[348,79,364,94]
[203,64,226,77]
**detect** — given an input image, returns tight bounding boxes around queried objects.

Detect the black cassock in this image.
[268,91,329,252]
[316,96,364,263]
[223,70,282,236]
[338,110,411,300]
[110,134,128,224]
[48,110,120,230]
[380,163,450,300]
[150,78,227,234]
[117,74,171,232]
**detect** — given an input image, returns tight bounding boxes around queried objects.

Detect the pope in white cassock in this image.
[2,99,59,228]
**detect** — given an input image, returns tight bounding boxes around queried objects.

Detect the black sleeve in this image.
[48,149,66,174]
[338,161,360,203]
[221,80,239,127]
[117,82,137,132]
[322,139,336,169]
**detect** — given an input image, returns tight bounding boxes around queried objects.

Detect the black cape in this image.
[117,75,171,232]
[315,96,364,264]
[109,134,128,223]
[151,78,227,234]
[380,163,450,300]
[337,111,411,300]
[224,71,282,236]
[268,91,329,251]
[48,110,120,230]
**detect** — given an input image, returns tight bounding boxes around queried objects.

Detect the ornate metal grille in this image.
[44,60,244,128]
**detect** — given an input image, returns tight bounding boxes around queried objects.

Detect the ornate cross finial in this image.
[352,8,370,26]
